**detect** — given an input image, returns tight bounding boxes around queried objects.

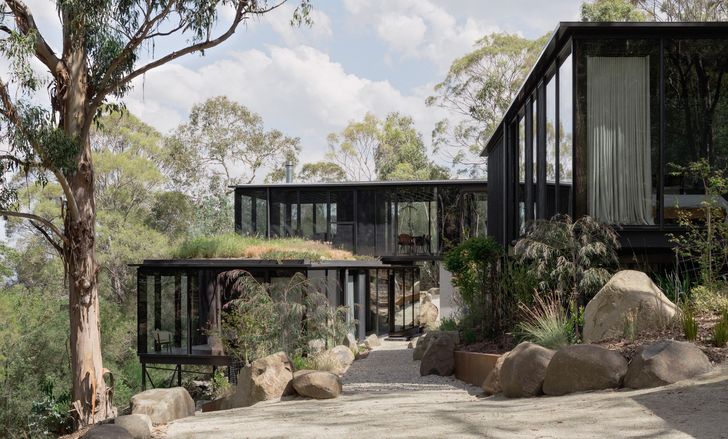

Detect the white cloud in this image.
[124,44,448,178]
[376,14,426,55]
[262,3,333,47]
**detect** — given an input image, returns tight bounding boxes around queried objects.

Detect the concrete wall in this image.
[438,264,458,320]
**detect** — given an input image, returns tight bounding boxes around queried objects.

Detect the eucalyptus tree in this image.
[0,0,311,426]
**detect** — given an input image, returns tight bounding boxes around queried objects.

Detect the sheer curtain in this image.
[587,56,653,225]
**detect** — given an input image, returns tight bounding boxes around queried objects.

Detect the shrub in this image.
[514,214,619,306]
[690,285,728,314]
[517,294,575,350]
[713,319,728,347]
[681,306,699,341]
[653,270,693,305]
[439,318,458,332]
[444,236,506,337]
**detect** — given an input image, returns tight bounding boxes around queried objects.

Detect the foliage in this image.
[517,294,575,350]
[581,0,647,21]
[324,112,448,181]
[690,285,728,315]
[632,0,728,21]
[514,215,620,306]
[444,236,506,337]
[173,234,357,261]
[439,318,459,332]
[713,315,728,347]
[27,377,74,438]
[499,259,540,306]
[653,270,693,305]
[681,305,700,341]
[165,96,301,189]
[215,272,352,365]
[297,161,347,183]
[668,160,728,288]
[428,33,547,177]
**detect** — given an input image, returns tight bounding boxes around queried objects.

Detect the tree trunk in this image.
[63,43,113,426]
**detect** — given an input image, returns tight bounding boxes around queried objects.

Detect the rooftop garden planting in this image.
[172,233,359,261]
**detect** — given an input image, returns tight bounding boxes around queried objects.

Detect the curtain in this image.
[587,56,653,225]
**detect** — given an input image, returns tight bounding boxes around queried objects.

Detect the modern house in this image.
[483,22,728,262]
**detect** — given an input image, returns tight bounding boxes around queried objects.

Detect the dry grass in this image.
[173,233,360,261]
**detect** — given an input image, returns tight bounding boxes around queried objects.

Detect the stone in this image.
[428,287,440,296]
[413,331,459,361]
[308,338,326,355]
[329,345,355,374]
[500,342,555,398]
[292,370,342,399]
[624,340,713,389]
[130,387,194,425]
[414,281,421,292]
[365,334,381,349]
[542,344,627,396]
[408,336,419,349]
[113,414,152,439]
[481,352,509,396]
[223,351,294,409]
[83,424,133,439]
[342,333,358,350]
[420,333,456,376]
[416,301,439,327]
[583,270,677,342]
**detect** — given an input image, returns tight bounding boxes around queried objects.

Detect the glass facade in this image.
[559,54,573,215]
[235,183,487,257]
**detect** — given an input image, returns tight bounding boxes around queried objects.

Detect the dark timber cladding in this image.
[232,180,488,259]
[482,22,728,259]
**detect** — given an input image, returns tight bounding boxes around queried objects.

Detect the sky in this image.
[20,0,584,180]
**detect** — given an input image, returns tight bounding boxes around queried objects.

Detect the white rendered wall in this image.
[438,264,457,320]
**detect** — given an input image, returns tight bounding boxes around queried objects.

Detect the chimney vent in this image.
[285,161,293,183]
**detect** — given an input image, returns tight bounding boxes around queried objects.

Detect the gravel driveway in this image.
[162,340,728,439]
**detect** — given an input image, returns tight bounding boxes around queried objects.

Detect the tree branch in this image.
[5,0,67,80]
[29,219,64,256]
[0,210,67,244]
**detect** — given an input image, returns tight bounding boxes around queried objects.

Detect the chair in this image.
[153,329,172,353]
[398,234,414,254]
[414,235,431,254]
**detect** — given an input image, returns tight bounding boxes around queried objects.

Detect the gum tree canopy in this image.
[0,0,310,428]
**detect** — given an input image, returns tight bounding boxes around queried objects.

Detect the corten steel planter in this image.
[454,351,501,387]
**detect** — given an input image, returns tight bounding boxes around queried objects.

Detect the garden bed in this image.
[453,351,501,387]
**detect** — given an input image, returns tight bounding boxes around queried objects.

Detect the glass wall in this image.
[577,39,660,225]
[546,76,557,218]
[518,116,526,232]
[663,38,728,224]
[559,54,573,215]
[238,189,268,237]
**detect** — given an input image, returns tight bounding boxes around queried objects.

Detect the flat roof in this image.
[481,21,728,156]
[231,179,487,190]
[132,258,405,269]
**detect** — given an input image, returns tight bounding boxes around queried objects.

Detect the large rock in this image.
[482,352,509,396]
[83,424,133,439]
[624,340,712,389]
[416,300,439,328]
[130,387,194,425]
[420,334,456,376]
[365,334,381,349]
[223,351,294,409]
[113,414,152,439]
[342,333,358,350]
[292,370,342,399]
[329,345,355,374]
[583,270,677,342]
[542,344,627,396]
[413,331,459,361]
[500,342,555,398]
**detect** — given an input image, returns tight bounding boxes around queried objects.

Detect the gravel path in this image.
[163,341,728,439]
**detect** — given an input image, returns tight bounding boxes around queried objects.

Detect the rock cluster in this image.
[130,387,195,425]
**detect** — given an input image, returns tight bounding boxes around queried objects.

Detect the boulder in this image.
[113,414,152,439]
[542,344,627,396]
[365,334,381,349]
[83,424,133,439]
[583,270,677,342]
[420,334,456,376]
[342,333,358,350]
[482,352,509,396]
[130,387,194,425]
[500,342,555,398]
[428,287,440,296]
[307,338,326,355]
[408,336,419,349]
[413,331,459,361]
[416,301,439,328]
[223,351,294,409]
[329,345,355,374]
[292,370,342,399]
[624,340,713,389]
[414,281,420,292]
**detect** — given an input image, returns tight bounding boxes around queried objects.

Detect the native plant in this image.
[681,305,699,341]
[668,159,728,289]
[444,236,506,337]
[517,293,578,349]
[514,214,620,307]
[215,271,351,365]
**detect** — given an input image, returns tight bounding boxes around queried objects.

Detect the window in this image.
[518,116,526,231]
[577,39,659,225]
[664,39,728,224]
[558,55,573,215]
[546,75,557,218]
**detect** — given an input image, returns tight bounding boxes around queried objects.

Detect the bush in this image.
[517,294,575,350]
[444,236,506,337]
[713,319,728,347]
[439,318,458,332]
[690,285,728,314]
